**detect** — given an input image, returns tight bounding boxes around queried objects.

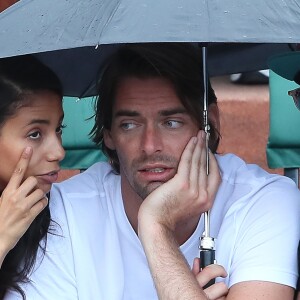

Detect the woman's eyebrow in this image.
[27,119,50,125]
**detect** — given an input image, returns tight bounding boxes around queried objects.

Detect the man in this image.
[269,51,300,110]
[137,130,228,299]
[268,50,300,300]
[5,43,300,300]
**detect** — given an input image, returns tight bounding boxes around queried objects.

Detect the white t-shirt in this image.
[5,154,300,299]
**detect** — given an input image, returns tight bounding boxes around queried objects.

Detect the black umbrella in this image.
[0,0,299,97]
[30,43,294,97]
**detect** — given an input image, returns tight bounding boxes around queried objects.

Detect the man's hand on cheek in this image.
[138,130,221,232]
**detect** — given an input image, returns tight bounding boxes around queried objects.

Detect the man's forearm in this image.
[139,222,208,300]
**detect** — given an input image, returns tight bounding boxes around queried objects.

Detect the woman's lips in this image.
[37,172,59,184]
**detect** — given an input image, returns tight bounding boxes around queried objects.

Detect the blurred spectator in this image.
[230,69,269,84]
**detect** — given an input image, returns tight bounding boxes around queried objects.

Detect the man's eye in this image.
[121,123,137,130]
[165,120,182,129]
[28,131,41,139]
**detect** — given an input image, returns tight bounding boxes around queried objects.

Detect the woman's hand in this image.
[0,147,48,265]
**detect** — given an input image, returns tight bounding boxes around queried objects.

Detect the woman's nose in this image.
[47,138,65,162]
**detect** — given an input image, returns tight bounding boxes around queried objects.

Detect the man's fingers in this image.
[6,147,32,190]
[196,263,228,300]
[198,131,209,190]
[196,264,227,287]
[192,257,200,275]
[176,135,197,180]
[189,130,204,187]
[204,282,228,300]
[207,150,221,197]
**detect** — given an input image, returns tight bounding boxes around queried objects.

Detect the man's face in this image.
[104,77,199,200]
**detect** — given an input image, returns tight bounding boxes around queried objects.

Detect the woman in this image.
[0,55,65,299]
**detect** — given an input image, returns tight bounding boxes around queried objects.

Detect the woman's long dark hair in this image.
[0,55,63,299]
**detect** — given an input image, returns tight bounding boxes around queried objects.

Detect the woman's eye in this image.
[121,122,137,130]
[28,131,41,140]
[165,120,182,129]
[57,124,67,134]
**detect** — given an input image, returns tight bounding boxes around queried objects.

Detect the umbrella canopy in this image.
[1,0,299,51]
[0,0,299,97]
[33,43,294,97]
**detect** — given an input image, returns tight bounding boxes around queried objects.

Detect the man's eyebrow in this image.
[159,108,188,116]
[114,110,140,118]
[114,108,188,118]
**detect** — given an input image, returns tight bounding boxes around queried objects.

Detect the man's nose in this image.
[141,125,163,155]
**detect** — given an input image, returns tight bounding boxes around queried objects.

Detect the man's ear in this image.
[208,103,220,133]
[103,129,116,150]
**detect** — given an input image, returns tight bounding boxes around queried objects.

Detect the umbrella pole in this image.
[199,46,216,288]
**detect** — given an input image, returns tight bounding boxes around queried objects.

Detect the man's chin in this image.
[141,181,164,199]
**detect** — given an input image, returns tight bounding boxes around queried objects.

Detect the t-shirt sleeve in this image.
[228,181,300,288]
[297,242,300,291]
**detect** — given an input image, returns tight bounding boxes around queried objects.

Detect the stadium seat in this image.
[60,97,106,170]
[266,70,300,186]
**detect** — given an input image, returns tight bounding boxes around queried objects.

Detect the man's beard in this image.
[133,180,163,200]
[130,154,178,200]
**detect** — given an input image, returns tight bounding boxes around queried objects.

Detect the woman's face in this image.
[0,90,65,193]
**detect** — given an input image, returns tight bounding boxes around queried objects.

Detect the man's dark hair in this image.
[91,43,220,173]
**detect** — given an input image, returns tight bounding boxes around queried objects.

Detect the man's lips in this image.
[138,165,174,182]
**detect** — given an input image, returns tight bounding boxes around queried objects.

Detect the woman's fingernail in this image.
[24,146,31,155]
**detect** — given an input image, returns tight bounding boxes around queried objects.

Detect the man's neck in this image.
[121,178,200,245]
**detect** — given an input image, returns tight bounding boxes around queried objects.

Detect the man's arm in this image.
[226,281,294,300]
[138,129,298,300]
[138,131,227,299]
[139,221,227,300]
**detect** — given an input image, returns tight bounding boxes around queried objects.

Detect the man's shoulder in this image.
[217,153,294,187]
[49,162,122,222]
[216,153,300,214]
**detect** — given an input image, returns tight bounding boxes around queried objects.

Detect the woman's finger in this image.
[28,195,48,219]
[5,147,32,191]
[13,176,39,201]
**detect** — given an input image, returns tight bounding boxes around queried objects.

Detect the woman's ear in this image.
[208,103,220,133]
[103,129,116,150]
